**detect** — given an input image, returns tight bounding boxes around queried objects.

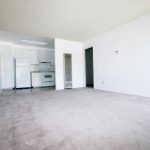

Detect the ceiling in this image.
[0,31,54,49]
[0,0,150,42]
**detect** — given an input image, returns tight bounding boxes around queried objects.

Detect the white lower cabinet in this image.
[32,73,41,87]
[32,78,41,87]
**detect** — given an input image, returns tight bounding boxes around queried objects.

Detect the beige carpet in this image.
[0,88,150,150]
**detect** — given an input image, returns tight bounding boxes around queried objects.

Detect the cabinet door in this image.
[50,51,55,65]
[32,73,41,87]
[14,47,30,60]
[32,78,41,87]
[38,50,45,62]
[30,49,39,64]
[45,50,51,62]
[38,49,51,62]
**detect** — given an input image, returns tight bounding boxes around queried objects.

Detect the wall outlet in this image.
[102,81,104,84]
[115,50,119,54]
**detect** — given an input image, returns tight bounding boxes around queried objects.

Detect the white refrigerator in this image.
[15,59,31,88]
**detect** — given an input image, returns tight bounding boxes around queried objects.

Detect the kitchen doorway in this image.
[64,54,72,89]
[85,47,94,87]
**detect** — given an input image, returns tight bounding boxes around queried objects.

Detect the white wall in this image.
[84,13,150,97]
[55,39,85,90]
[0,45,2,93]
[0,43,14,89]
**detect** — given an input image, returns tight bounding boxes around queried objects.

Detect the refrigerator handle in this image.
[13,58,16,89]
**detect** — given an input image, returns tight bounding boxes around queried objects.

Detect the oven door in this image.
[41,72,55,86]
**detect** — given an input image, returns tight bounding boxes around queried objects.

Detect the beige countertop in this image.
[30,71,55,73]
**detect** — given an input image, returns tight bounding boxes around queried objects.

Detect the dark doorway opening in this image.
[85,47,94,87]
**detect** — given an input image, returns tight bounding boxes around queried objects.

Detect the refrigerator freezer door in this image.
[16,67,31,88]
[16,59,30,67]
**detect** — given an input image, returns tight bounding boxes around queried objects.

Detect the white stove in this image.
[40,72,55,87]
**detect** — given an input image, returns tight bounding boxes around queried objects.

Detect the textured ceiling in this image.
[0,0,150,41]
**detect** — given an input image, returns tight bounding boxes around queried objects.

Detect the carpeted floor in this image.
[0,88,150,150]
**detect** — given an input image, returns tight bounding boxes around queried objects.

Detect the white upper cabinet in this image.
[38,49,51,62]
[13,46,54,64]
[13,47,30,60]
[50,51,55,65]
[30,49,39,64]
